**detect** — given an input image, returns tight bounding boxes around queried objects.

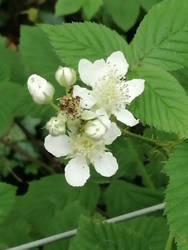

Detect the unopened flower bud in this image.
[85,119,106,140]
[55,66,76,87]
[46,115,66,136]
[27,74,54,104]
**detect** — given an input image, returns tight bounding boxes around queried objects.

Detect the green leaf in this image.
[105,180,163,217]
[0,64,10,81]
[0,182,16,224]
[20,26,61,85]
[104,0,140,31]
[125,216,169,250]
[138,0,162,11]
[82,0,103,20]
[40,22,132,69]
[130,65,188,137]
[165,141,188,250]
[131,0,188,71]
[55,0,83,16]
[0,43,26,84]
[0,219,32,249]
[172,67,188,94]
[69,216,149,250]
[0,81,25,135]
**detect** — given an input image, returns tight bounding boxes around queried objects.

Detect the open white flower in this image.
[44,121,121,187]
[27,74,55,104]
[73,51,145,127]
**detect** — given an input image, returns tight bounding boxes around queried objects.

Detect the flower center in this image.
[93,75,126,114]
[70,134,105,160]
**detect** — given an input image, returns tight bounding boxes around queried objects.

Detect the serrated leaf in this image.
[0,182,16,224]
[69,216,149,250]
[105,180,163,217]
[165,141,188,250]
[131,0,188,71]
[82,0,103,20]
[125,216,169,250]
[130,65,188,137]
[40,22,132,69]
[20,26,61,85]
[55,0,83,16]
[104,0,140,31]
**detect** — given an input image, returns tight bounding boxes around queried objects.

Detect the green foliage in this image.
[131,0,188,71]
[105,180,163,217]
[0,182,16,224]
[103,0,140,31]
[55,0,84,16]
[82,0,103,20]
[130,65,188,137]
[165,141,188,250]
[40,22,132,69]
[69,216,149,250]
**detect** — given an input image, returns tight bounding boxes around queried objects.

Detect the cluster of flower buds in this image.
[27,51,145,187]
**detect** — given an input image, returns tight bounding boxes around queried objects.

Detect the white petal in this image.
[95,108,111,128]
[44,135,72,157]
[65,156,90,187]
[73,85,95,109]
[104,122,121,145]
[124,79,145,104]
[93,152,118,177]
[78,58,108,87]
[114,109,139,127]
[106,51,129,77]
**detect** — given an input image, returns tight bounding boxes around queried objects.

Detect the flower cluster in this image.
[27,51,145,186]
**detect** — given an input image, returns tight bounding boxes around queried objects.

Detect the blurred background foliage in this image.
[0,0,172,249]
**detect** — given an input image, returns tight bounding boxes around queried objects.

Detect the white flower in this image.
[46,114,66,136]
[27,74,54,104]
[55,66,76,87]
[73,51,145,127]
[44,121,121,187]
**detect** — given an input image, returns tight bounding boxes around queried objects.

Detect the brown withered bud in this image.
[59,96,81,120]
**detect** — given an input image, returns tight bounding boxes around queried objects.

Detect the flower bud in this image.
[27,74,54,104]
[85,119,106,140]
[46,115,66,136]
[55,66,76,87]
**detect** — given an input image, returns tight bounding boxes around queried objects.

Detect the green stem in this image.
[121,129,169,159]
[164,232,174,250]
[127,140,156,190]
[49,101,59,112]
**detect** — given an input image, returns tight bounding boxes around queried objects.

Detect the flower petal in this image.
[114,109,139,127]
[73,85,96,109]
[78,58,108,87]
[44,134,72,157]
[104,122,121,145]
[124,79,145,104]
[65,156,90,187]
[106,51,129,77]
[96,108,111,128]
[93,152,118,177]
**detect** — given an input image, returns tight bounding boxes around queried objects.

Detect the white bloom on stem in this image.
[55,66,76,87]
[73,51,145,127]
[27,74,54,104]
[46,114,66,136]
[44,121,121,187]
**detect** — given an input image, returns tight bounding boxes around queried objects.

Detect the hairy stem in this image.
[122,129,169,158]
[164,232,174,250]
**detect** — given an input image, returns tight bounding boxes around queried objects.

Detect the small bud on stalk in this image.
[27,74,54,104]
[46,114,66,136]
[85,119,107,140]
[55,66,76,88]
